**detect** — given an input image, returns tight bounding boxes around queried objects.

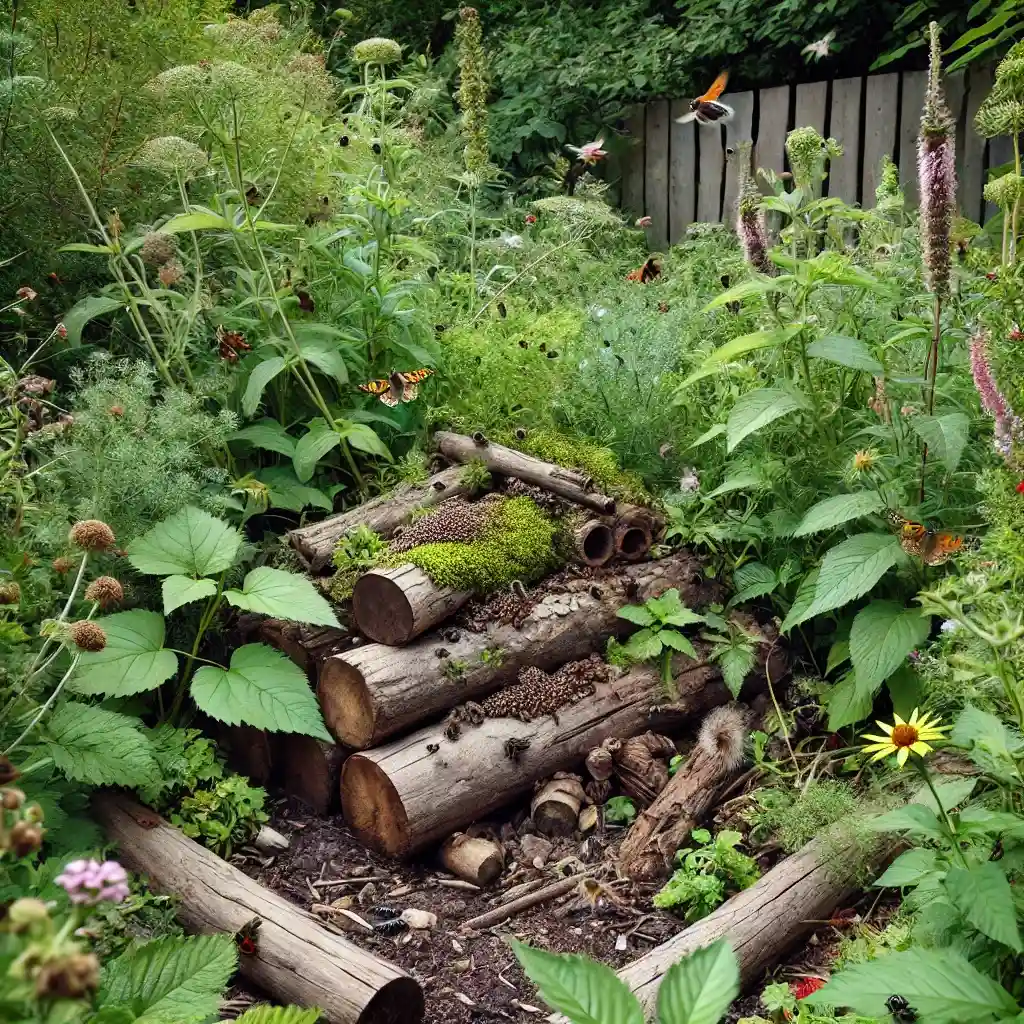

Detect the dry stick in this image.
[462,872,594,931]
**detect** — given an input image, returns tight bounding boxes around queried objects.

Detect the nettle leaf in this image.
[229,419,297,458]
[190,644,331,740]
[617,604,655,627]
[780,570,819,633]
[825,668,874,730]
[657,939,740,1024]
[45,703,160,788]
[162,576,218,616]
[806,334,884,374]
[128,507,241,577]
[623,628,664,662]
[803,947,1018,1023]
[873,848,941,888]
[661,630,698,659]
[233,1008,323,1024]
[509,939,644,1024]
[729,562,777,605]
[100,934,237,1024]
[72,610,179,696]
[293,418,342,482]
[243,356,287,417]
[224,567,340,627]
[945,861,1022,951]
[910,413,970,475]
[647,588,704,627]
[803,533,902,620]
[849,601,930,691]
[792,492,883,537]
[716,644,757,698]
[726,387,811,452]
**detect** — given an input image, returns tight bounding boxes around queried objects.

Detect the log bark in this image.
[320,552,720,749]
[92,792,423,1024]
[351,564,472,646]
[573,519,615,566]
[341,662,741,858]
[257,619,354,677]
[440,833,505,887]
[276,736,348,814]
[435,431,617,515]
[531,776,587,837]
[613,519,652,561]
[289,466,470,572]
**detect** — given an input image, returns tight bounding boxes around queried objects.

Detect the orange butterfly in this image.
[358,368,433,407]
[626,257,661,283]
[884,509,963,565]
[675,71,734,126]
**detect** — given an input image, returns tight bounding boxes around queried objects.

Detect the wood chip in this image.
[388,884,415,897]
[437,879,481,892]
[454,992,476,1007]
[615,933,628,952]
[513,1001,544,1014]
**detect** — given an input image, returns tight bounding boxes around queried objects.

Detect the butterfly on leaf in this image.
[234,917,262,956]
[358,368,434,407]
[675,72,734,127]
[884,509,964,565]
[626,257,661,283]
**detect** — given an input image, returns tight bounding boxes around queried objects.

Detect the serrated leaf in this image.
[343,422,392,460]
[622,627,663,661]
[717,644,756,698]
[72,610,179,696]
[792,492,883,537]
[806,335,884,373]
[45,703,159,788]
[62,294,124,347]
[726,387,810,452]
[826,669,874,730]
[910,413,970,475]
[160,211,231,233]
[803,533,902,619]
[229,420,297,457]
[866,803,946,841]
[849,601,930,691]
[803,947,1018,1023]
[647,589,703,627]
[873,848,940,888]
[234,1008,323,1024]
[128,507,241,577]
[780,570,819,633]
[162,576,218,616]
[100,934,237,1024]
[617,604,655,627]
[945,862,1021,950]
[243,356,287,417]
[191,644,331,740]
[730,562,777,605]
[509,939,644,1024]
[910,777,976,814]
[661,630,698,658]
[259,466,333,512]
[224,567,340,627]
[293,418,342,482]
[657,938,740,1024]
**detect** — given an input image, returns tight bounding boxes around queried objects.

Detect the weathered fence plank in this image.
[697,126,725,223]
[645,100,671,249]
[899,71,927,205]
[862,73,899,207]
[962,66,991,223]
[723,90,756,221]
[794,80,828,137]
[620,107,645,218]
[669,102,697,244]
[756,85,790,181]
[828,77,863,202]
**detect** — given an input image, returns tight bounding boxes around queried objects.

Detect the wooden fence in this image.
[618,65,1008,250]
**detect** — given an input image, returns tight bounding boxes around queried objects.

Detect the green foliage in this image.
[746,781,859,853]
[616,588,703,695]
[603,796,636,825]
[459,458,493,495]
[329,525,388,600]
[169,774,269,857]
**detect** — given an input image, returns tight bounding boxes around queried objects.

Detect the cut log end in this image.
[359,978,425,1024]
[319,658,376,750]
[276,736,346,815]
[342,754,411,857]
[351,565,470,646]
[615,522,652,561]
[440,833,504,887]
[574,520,615,567]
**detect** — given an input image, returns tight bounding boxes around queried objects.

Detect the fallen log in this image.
[435,431,617,515]
[276,736,348,814]
[257,619,354,677]
[351,564,472,646]
[440,833,505,887]
[289,466,470,572]
[341,661,748,858]
[319,552,720,749]
[92,792,424,1024]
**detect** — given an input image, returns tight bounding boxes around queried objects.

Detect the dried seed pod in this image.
[69,520,115,552]
[585,746,615,782]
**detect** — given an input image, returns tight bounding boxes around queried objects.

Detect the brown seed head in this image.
[109,404,125,417]
[35,953,100,1000]
[0,581,20,605]
[69,520,115,552]
[84,576,123,608]
[158,259,185,287]
[10,820,44,858]
[139,231,177,267]
[2,786,26,809]
[52,556,75,574]
[7,897,50,932]
[0,754,20,785]
[68,620,107,652]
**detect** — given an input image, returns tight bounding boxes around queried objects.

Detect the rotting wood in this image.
[440,833,505,887]
[289,466,470,572]
[573,518,615,567]
[435,431,617,515]
[462,872,592,931]
[92,792,424,1024]
[318,552,721,749]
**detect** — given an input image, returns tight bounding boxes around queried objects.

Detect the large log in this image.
[92,792,424,1024]
[341,661,744,858]
[258,619,354,677]
[276,735,348,814]
[289,466,470,572]
[319,552,719,749]
[435,431,617,515]
[351,563,472,646]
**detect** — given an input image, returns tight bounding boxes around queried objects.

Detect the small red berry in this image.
[791,977,827,1000]
[525,214,537,225]
[1016,480,1024,494]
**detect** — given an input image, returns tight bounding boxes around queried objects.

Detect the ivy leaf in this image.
[657,939,740,1024]
[293,418,342,482]
[44,703,160,788]
[128,507,240,577]
[910,414,970,476]
[243,356,287,417]
[509,939,644,1024]
[792,492,883,537]
[849,601,930,691]
[825,669,874,730]
[224,567,340,627]
[61,295,124,347]
[162,576,218,616]
[726,387,811,452]
[873,848,941,888]
[806,335,884,374]
[803,534,902,620]
[190,644,332,740]
[945,862,1022,950]
[72,611,179,697]
[229,419,297,458]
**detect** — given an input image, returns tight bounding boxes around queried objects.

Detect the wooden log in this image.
[531,775,587,837]
[223,725,276,786]
[276,735,348,814]
[258,619,353,677]
[351,564,471,646]
[92,792,424,1024]
[440,833,505,887]
[319,552,719,749]
[289,466,470,572]
[341,661,743,858]
[435,431,617,515]
[573,519,615,566]
[614,519,651,561]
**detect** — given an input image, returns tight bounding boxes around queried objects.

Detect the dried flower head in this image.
[69,520,115,551]
[736,140,773,275]
[456,9,490,175]
[0,581,21,605]
[7,897,49,932]
[68,621,107,652]
[10,820,44,858]
[56,859,130,905]
[85,576,123,608]
[157,259,185,288]
[853,449,877,473]
[135,136,209,178]
[140,232,177,267]
[2,786,25,808]
[16,286,37,301]
[52,556,74,574]
[352,37,403,65]
[35,953,100,1000]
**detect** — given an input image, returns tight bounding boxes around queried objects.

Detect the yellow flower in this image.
[852,449,877,473]
[861,708,948,767]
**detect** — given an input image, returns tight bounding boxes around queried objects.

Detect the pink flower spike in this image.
[56,858,129,906]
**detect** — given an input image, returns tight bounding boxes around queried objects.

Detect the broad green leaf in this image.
[162,575,218,616]
[699,327,800,369]
[647,589,703,627]
[657,939,740,1024]
[225,567,340,627]
[910,777,977,814]
[688,423,726,449]
[191,644,332,740]
[706,471,764,498]
[730,562,777,605]
[72,610,179,696]
[780,569,819,633]
[661,630,699,658]
[251,219,299,232]
[243,356,287,417]
[229,420,297,457]
[293,418,342,482]
[726,387,811,452]
[617,604,656,627]
[867,803,947,841]
[44,703,159,788]
[259,466,333,512]
[826,669,874,730]
[234,1008,323,1024]
[296,337,349,384]
[62,294,124,347]
[59,242,114,254]
[803,533,902,620]
[803,947,1018,1022]
[952,705,1024,778]
[806,335,884,373]
[342,422,392,460]
[910,413,970,475]
[716,644,757,698]
[873,848,940,888]
[622,628,664,661]
[826,640,850,675]
[160,211,231,234]
[704,277,784,311]
[947,6,1018,51]
[946,862,1021,950]
[849,601,930,691]
[886,665,923,721]
[100,934,237,1024]
[128,506,241,577]
[509,939,644,1024]
[792,492,883,537]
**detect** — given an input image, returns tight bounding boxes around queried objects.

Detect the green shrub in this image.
[746,781,859,853]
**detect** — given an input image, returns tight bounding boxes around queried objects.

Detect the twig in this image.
[462,871,595,931]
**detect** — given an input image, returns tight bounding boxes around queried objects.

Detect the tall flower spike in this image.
[970,329,1024,466]
[456,8,490,176]
[919,22,957,298]
[735,141,773,275]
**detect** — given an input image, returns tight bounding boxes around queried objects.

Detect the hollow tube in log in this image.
[573,519,615,566]
[92,792,424,1024]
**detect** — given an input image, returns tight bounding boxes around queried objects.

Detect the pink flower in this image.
[56,859,130,905]
[635,216,653,228]
[970,331,1011,424]
[525,214,537,225]
[568,138,607,165]
[55,323,68,339]
[16,286,37,301]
